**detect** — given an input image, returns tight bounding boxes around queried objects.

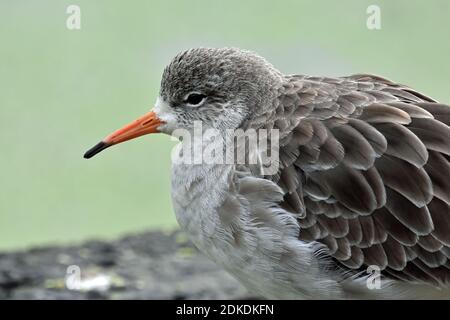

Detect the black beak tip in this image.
[84,141,110,159]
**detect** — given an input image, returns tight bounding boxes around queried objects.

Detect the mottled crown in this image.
[160,48,283,111]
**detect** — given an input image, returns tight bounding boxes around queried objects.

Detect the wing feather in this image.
[373,122,429,167]
[266,74,450,287]
[383,236,407,271]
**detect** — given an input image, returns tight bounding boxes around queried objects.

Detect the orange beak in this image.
[84,111,164,159]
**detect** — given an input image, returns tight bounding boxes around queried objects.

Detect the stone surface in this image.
[0,230,251,300]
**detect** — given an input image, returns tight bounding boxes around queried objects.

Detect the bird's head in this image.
[84,47,282,159]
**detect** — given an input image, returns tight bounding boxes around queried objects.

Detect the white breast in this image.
[170,162,233,252]
[170,157,347,299]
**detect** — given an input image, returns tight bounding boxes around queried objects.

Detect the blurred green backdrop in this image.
[1,0,449,250]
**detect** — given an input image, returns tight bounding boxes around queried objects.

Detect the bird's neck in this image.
[170,133,235,247]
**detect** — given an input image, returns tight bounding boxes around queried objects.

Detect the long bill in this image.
[83,111,164,159]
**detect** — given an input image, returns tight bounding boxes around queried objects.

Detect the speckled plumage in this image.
[134,48,450,298]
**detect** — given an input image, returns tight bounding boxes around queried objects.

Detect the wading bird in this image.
[85,48,450,299]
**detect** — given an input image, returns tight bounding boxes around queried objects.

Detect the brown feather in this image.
[388,102,434,119]
[427,198,450,246]
[317,215,349,238]
[409,118,450,156]
[385,188,434,235]
[348,119,387,156]
[418,234,444,253]
[359,103,411,124]
[375,155,433,207]
[341,246,364,269]
[415,103,450,126]
[309,165,377,215]
[321,235,338,254]
[373,123,428,167]
[382,236,407,271]
[334,237,351,260]
[372,208,418,246]
[346,218,363,245]
[361,167,386,208]
[424,151,450,203]
[358,216,375,248]
[362,244,388,269]
[298,223,321,242]
[331,125,376,169]
[413,246,447,268]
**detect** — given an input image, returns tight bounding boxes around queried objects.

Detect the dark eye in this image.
[185,93,206,106]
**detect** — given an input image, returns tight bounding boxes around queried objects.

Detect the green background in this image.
[1,0,449,250]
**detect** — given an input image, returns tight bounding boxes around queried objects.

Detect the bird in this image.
[84,47,450,299]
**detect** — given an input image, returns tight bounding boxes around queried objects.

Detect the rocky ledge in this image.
[0,230,251,299]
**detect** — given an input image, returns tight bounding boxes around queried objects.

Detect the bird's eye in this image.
[185,93,206,106]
